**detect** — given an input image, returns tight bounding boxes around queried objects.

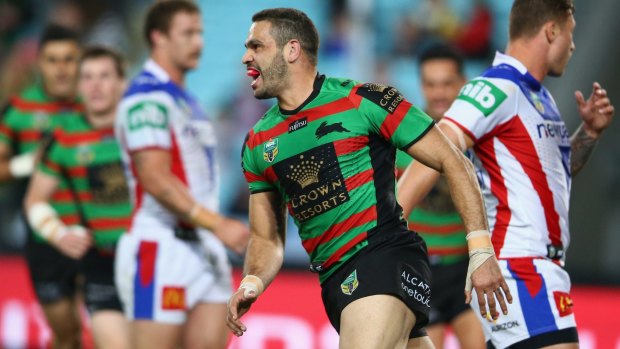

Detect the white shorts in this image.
[471,258,577,349]
[114,227,232,324]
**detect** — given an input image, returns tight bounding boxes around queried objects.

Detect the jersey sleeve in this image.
[354,83,434,150]
[241,132,276,194]
[38,134,63,178]
[0,103,16,148]
[443,77,513,142]
[117,96,172,152]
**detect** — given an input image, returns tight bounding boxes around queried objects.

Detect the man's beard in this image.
[254,53,288,100]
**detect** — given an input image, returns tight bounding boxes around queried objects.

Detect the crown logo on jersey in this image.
[286,155,323,189]
[366,83,387,93]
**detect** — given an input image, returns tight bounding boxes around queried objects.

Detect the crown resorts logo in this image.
[286,155,323,189]
[366,83,387,93]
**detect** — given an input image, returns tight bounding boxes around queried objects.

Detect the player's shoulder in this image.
[122,70,175,105]
[450,71,517,118]
[320,76,359,96]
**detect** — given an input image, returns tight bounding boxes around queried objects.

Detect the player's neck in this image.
[86,111,115,130]
[506,40,548,83]
[42,82,75,102]
[277,68,318,111]
[150,53,186,87]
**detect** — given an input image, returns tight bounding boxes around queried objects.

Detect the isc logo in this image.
[457,80,507,116]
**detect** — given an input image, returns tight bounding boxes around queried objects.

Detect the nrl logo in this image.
[341,270,359,296]
[286,154,323,188]
[263,138,279,163]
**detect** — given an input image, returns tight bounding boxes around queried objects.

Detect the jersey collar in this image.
[144,59,171,83]
[492,51,542,91]
[279,73,326,116]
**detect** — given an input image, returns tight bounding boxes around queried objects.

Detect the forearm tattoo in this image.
[570,126,599,176]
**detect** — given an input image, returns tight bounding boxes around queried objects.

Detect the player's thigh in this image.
[41,297,81,337]
[540,344,579,349]
[91,310,129,349]
[451,309,485,349]
[183,302,229,349]
[424,323,445,349]
[407,335,436,349]
[131,320,183,349]
[340,294,416,349]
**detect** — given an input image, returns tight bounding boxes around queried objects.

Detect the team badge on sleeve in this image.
[457,80,507,117]
[263,138,279,163]
[341,270,359,295]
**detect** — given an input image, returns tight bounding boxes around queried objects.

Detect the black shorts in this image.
[26,232,121,313]
[25,232,80,303]
[80,248,123,314]
[427,258,471,325]
[320,227,432,339]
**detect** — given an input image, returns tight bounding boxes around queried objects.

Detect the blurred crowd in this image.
[0,0,539,263]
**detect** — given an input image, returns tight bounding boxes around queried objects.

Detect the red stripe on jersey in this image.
[56,129,113,146]
[347,84,363,108]
[427,246,469,256]
[90,217,131,230]
[243,170,266,184]
[52,190,92,202]
[497,117,562,247]
[19,130,41,142]
[263,166,277,184]
[247,98,355,150]
[67,167,87,177]
[344,168,373,191]
[59,214,80,225]
[507,258,543,298]
[443,117,478,142]
[0,125,12,138]
[333,135,368,156]
[475,131,511,257]
[169,130,194,229]
[10,97,83,113]
[409,223,466,235]
[322,231,368,269]
[378,101,412,140]
[44,159,61,173]
[128,160,144,232]
[302,205,376,254]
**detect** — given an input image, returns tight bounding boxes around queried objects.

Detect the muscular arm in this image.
[400,122,482,231]
[570,124,600,176]
[131,149,221,229]
[23,169,60,211]
[243,191,287,288]
[0,143,11,182]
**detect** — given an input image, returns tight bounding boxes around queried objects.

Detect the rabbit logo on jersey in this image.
[273,143,350,222]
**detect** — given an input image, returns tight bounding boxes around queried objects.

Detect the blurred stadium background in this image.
[0,0,618,348]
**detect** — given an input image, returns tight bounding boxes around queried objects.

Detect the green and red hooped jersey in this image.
[0,84,85,241]
[395,151,468,265]
[39,123,131,249]
[242,75,434,282]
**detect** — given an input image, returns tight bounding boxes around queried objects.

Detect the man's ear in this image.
[544,21,558,44]
[285,40,302,63]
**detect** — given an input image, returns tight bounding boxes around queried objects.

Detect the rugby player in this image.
[25,46,130,349]
[114,1,249,348]
[398,1,614,348]
[227,8,511,349]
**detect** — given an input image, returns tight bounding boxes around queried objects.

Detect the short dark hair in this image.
[510,0,575,40]
[39,23,80,49]
[144,0,200,48]
[418,43,465,76]
[80,45,126,78]
[252,8,320,66]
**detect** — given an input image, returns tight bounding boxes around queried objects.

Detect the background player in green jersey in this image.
[24,46,130,349]
[227,8,511,349]
[0,24,85,349]
[396,44,485,349]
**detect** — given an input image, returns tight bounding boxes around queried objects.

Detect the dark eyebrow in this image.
[244,39,262,49]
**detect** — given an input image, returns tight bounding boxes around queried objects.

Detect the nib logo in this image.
[315,121,350,139]
[457,80,507,116]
